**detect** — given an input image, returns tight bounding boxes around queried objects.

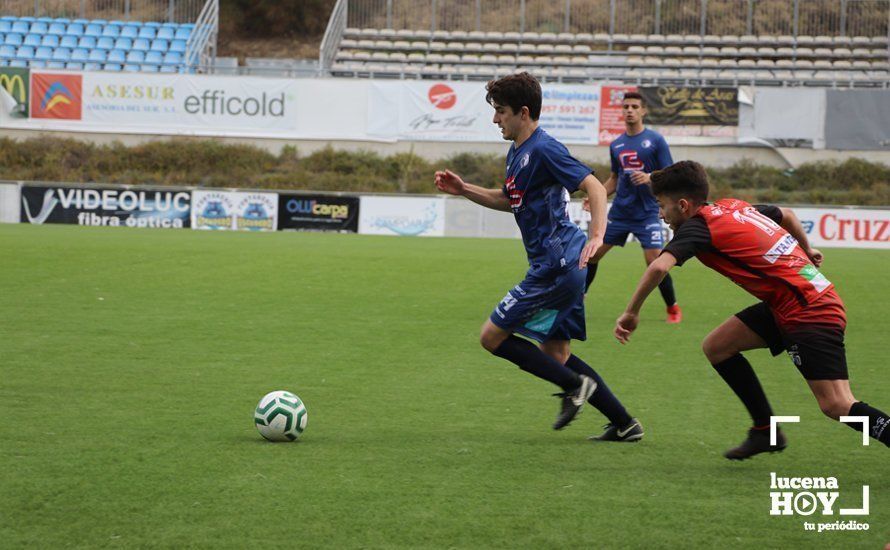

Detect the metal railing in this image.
[343,0,890,37]
[183,0,217,71]
[0,0,206,23]
[320,0,348,72]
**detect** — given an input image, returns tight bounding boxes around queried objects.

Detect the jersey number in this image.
[732,208,780,236]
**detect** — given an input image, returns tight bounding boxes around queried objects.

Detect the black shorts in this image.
[735,302,848,380]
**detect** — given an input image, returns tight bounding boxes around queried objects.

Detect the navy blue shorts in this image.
[604,216,665,249]
[489,266,587,343]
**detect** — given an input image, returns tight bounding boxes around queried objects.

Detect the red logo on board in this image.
[428,83,456,110]
[31,73,82,120]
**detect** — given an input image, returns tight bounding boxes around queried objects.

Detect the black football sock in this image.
[712,354,774,427]
[845,402,890,447]
[492,336,581,392]
[564,354,633,427]
[584,263,598,293]
[658,272,677,307]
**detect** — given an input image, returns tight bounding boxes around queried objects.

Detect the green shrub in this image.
[1,137,888,205]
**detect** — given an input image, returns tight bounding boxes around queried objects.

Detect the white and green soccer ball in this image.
[254,390,308,441]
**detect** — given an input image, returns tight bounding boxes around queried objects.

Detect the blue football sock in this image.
[565,354,633,427]
[492,336,581,392]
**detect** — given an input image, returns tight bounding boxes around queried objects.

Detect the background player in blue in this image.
[434,72,642,440]
[584,91,683,323]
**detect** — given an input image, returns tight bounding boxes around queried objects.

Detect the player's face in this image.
[657,195,689,230]
[622,99,645,124]
[492,102,522,141]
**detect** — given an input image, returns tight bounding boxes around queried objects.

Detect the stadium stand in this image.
[321,0,890,88]
[0,0,217,73]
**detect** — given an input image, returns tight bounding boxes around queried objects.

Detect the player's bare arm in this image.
[578,173,607,267]
[615,252,678,343]
[779,207,823,267]
[435,169,511,212]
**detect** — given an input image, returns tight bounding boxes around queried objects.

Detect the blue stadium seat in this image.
[113,37,132,50]
[48,22,66,35]
[120,25,138,39]
[174,27,190,40]
[20,17,36,23]
[10,59,27,67]
[72,19,90,25]
[41,34,59,47]
[29,59,46,68]
[142,64,160,72]
[34,46,53,60]
[66,23,84,36]
[88,49,107,62]
[150,39,168,51]
[123,63,141,72]
[162,51,182,65]
[54,18,71,24]
[83,62,101,70]
[37,17,54,23]
[102,24,120,38]
[5,33,23,46]
[156,27,174,40]
[46,60,65,69]
[84,24,102,37]
[65,61,83,69]
[137,26,156,39]
[52,47,71,62]
[144,21,161,28]
[30,22,48,34]
[144,50,162,64]
[169,39,186,53]
[96,36,114,50]
[23,34,41,47]
[0,44,15,58]
[92,19,108,25]
[60,35,78,48]
[126,50,145,63]
[107,49,126,63]
[11,21,30,34]
[77,36,96,48]
[109,20,129,26]
[132,38,149,51]
[0,21,12,33]
[0,15,15,21]
[160,64,176,73]
[16,45,34,59]
[70,48,89,62]
[104,63,122,71]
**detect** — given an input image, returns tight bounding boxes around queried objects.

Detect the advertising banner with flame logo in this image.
[31,72,82,119]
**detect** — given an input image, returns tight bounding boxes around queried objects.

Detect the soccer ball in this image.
[254,390,308,441]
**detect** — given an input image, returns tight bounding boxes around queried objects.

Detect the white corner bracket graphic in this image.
[840,485,870,516]
[839,415,870,446]
[770,416,800,446]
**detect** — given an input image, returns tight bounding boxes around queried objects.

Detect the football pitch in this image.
[1,223,887,549]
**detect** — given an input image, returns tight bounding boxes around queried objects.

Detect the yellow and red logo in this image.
[31,73,82,119]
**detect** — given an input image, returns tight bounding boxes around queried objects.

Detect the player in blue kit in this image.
[584,92,682,323]
[435,73,642,440]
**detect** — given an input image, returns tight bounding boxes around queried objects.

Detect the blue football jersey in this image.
[502,127,592,278]
[609,128,673,221]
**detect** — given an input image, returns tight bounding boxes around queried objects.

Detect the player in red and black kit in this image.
[613,160,890,459]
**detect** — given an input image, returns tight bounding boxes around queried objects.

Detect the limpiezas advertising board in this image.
[191,190,278,231]
[20,184,190,228]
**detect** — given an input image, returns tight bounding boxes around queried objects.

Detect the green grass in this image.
[1,224,888,549]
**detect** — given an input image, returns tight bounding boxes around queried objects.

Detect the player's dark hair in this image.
[486,72,542,121]
[622,91,646,107]
[651,160,710,204]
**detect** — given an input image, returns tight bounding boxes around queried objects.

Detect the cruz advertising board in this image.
[20,184,190,228]
[191,190,278,231]
[278,194,359,232]
[793,207,890,249]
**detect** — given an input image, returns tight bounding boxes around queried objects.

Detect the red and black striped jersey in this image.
[663,199,845,328]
